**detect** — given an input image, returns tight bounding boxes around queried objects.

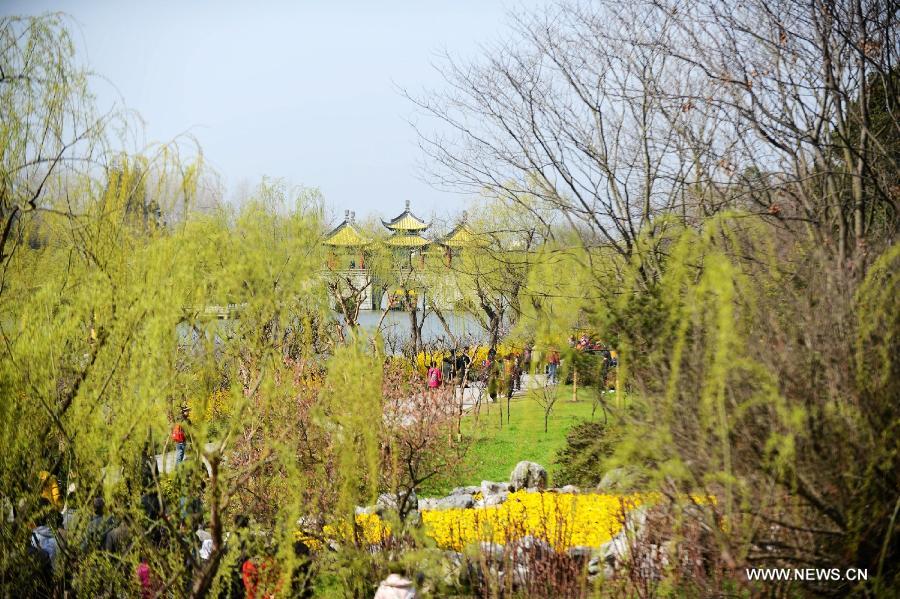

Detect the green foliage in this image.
[553,420,617,488]
[318,337,383,516]
[0,131,350,594]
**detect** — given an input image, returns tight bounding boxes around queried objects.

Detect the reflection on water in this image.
[351,310,486,345]
[177,310,486,349]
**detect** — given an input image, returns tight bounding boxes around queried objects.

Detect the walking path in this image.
[155,442,220,475]
[455,373,548,411]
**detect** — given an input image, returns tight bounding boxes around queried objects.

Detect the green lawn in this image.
[424,385,600,495]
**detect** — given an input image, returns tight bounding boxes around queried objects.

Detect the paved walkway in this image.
[155,442,220,475]
[455,373,549,411]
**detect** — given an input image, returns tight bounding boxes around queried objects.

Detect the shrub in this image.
[553,421,617,488]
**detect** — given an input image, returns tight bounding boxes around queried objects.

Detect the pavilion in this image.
[382,200,430,252]
[436,210,482,264]
[323,202,483,310]
[323,210,369,269]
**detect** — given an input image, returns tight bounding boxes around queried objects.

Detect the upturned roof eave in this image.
[381,213,430,231]
[322,221,371,247]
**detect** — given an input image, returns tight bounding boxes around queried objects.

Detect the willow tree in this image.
[0,16,386,597]
[0,14,112,264]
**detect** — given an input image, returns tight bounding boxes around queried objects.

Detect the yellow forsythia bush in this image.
[297,492,644,551]
[420,491,643,551]
[185,389,232,424]
[414,343,524,375]
[297,513,391,550]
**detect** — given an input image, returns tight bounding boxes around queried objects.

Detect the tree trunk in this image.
[407,292,420,355]
[572,368,578,402]
[189,455,224,598]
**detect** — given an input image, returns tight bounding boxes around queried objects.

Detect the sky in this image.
[4,0,543,223]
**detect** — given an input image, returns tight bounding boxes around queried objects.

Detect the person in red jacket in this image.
[172,421,186,465]
[242,556,280,599]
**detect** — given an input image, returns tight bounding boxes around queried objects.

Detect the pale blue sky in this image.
[4,1,543,222]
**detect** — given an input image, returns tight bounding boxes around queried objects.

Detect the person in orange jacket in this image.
[172,421,186,465]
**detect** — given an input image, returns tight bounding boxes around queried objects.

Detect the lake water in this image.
[352,310,486,346]
[177,310,487,350]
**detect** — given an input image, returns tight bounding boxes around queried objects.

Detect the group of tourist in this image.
[425,346,474,389]
[422,336,617,395]
[424,345,553,399]
[482,348,533,402]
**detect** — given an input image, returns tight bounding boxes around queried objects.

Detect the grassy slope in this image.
[425,385,599,495]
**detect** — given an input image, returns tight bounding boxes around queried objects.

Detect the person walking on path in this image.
[548,348,561,385]
[441,353,453,385]
[82,496,116,553]
[455,347,471,387]
[172,419,186,465]
[523,346,532,373]
[30,498,61,571]
[504,354,518,424]
[427,361,443,389]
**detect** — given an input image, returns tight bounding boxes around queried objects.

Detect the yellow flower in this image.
[296,491,713,552]
[419,491,642,551]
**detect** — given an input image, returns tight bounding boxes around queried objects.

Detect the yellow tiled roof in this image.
[441,224,483,248]
[382,201,429,231]
[323,222,369,247]
[382,213,429,232]
[384,233,430,247]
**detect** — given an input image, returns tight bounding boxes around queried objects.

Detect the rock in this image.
[587,555,603,577]
[296,515,324,531]
[597,529,628,570]
[404,509,422,528]
[558,484,579,494]
[440,551,465,586]
[634,543,669,581]
[509,461,548,492]
[483,491,508,506]
[514,535,552,561]
[596,467,636,492]
[443,550,464,566]
[479,541,505,562]
[480,480,509,496]
[355,505,381,516]
[500,563,530,590]
[419,494,474,511]
[480,480,510,507]
[417,498,436,511]
[449,485,480,496]
[377,490,418,514]
[373,573,417,599]
[596,506,648,574]
[458,560,483,588]
[567,545,594,562]
[512,563,530,588]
